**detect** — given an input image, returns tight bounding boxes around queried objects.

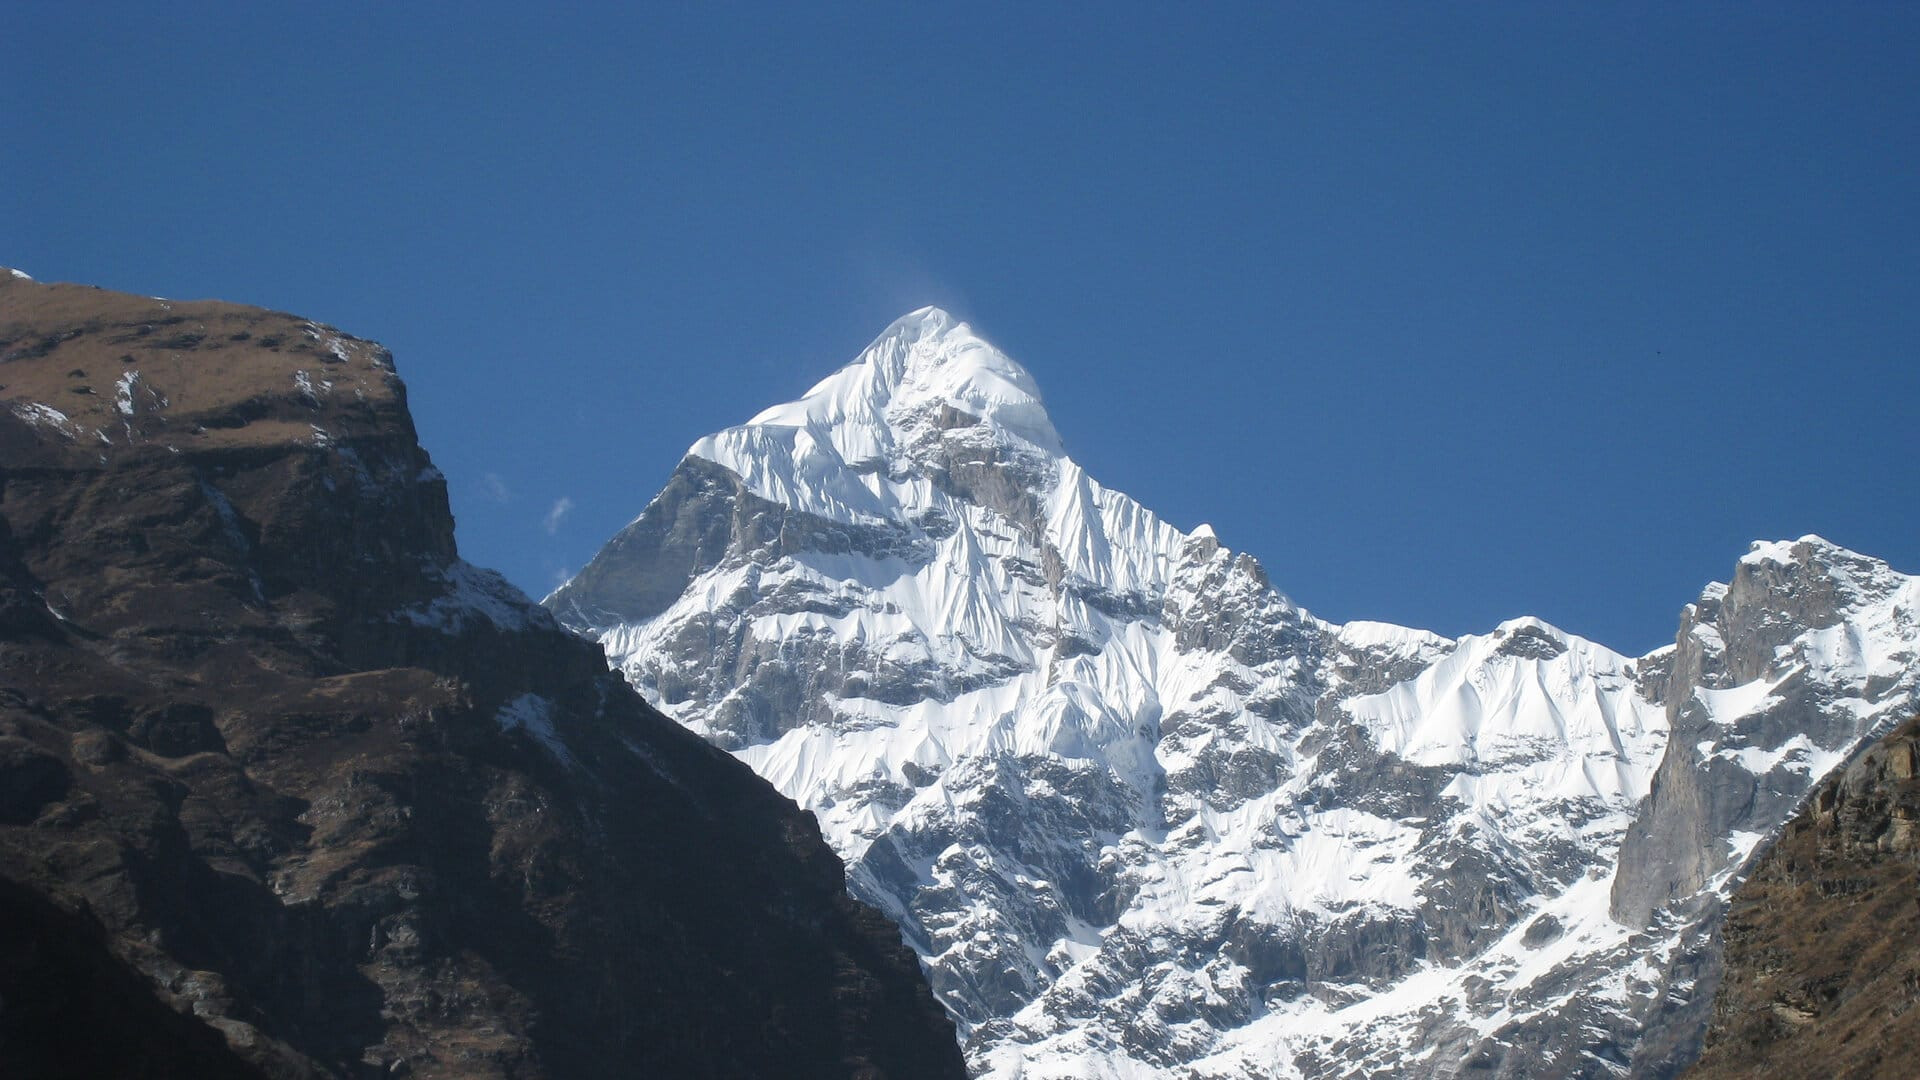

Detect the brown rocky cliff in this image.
[0,270,966,1079]
[1682,715,1920,1080]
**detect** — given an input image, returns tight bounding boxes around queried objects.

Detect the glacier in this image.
[547,308,1920,1077]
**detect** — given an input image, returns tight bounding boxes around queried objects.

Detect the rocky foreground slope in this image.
[0,270,965,1079]
[1682,714,1920,1080]
[552,308,1920,1078]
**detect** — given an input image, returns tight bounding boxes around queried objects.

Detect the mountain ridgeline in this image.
[0,271,965,1079]
[550,308,1920,1078]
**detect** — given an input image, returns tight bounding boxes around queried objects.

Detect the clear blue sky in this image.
[8,4,1917,654]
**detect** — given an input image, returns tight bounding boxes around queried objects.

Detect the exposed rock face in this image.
[548,307,1920,1077]
[1680,715,1920,1080]
[0,875,267,1080]
[0,271,965,1079]
[1611,540,1920,1076]
[1614,541,1913,927]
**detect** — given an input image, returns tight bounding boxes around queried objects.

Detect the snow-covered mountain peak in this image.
[877,304,976,352]
[554,308,1920,1078]
[695,307,1063,481]
[1740,533,1835,567]
[1734,533,1910,608]
[876,308,1058,447]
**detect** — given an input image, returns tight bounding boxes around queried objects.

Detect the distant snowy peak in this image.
[766,305,1059,452]
[688,307,1066,520]
[1679,533,1917,693]
[554,302,1920,1080]
[1345,615,1658,774]
[1736,533,1914,613]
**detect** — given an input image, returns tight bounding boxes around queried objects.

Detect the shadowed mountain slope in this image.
[0,269,964,1079]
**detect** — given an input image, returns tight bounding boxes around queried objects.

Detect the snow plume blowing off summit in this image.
[547,310,1920,1079]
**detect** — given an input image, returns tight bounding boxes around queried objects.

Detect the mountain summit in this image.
[731,306,1060,455]
[551,314,1920,1078]
[683,306,1064,532]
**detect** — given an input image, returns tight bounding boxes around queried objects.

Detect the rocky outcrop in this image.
[1609,539,1920,1076]
[1682,715,1920,1080]
[1613,541,1902,928]
[0,271,964,1079]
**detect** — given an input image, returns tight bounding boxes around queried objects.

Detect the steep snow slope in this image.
[548,310,1920,1078]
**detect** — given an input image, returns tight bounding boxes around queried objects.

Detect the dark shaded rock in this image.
[0,876,267,1080]
[0,736,69,824]
[0,272,963,1080]
[129,703,224,757]
[1521,913,1563,948]
[1683,714,1920,1080]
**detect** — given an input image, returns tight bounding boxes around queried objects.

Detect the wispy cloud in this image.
[480,472,512,503]
[544,496,574,535]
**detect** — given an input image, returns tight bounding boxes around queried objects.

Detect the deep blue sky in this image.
[8,4,1917,654]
